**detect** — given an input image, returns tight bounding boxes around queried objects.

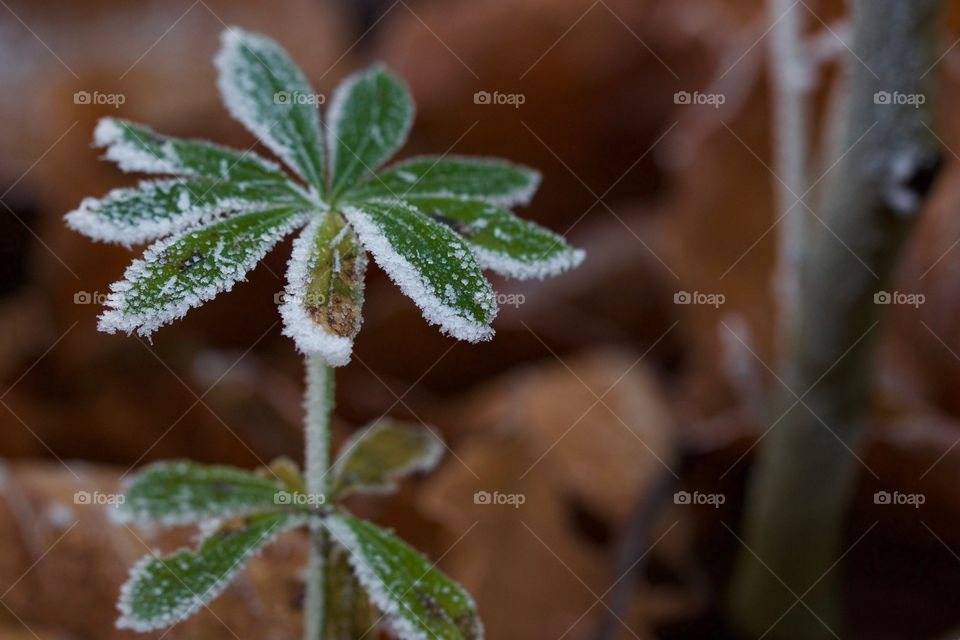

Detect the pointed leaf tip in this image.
[215,27,326,193]
[327,65,414,196]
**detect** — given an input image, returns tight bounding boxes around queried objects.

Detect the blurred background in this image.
[5,0,960,638]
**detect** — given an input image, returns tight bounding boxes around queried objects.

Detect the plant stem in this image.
[768,0,809,349]
[304,353,334,640]
[730,1,942,638]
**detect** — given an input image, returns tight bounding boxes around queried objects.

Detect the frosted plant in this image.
[67,26,583,640]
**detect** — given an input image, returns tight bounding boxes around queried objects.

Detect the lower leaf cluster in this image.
[113,421,478,640]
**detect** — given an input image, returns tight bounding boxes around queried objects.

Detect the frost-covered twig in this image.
[768,0,811,354]
[731,1,943,637]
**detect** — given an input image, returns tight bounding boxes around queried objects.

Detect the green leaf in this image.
[326,541,380,640]
[324,512,482,640]
[342,199,496,342]
[117,512,305,632]
[94,118,300,187]
[215,28,327,194]
[347,156,539,206]
[330,420,444,499]
[405,197,584,280]
[327,66,413,197]
[280,212,367,366]
[115,461,290,526]
[66,178,309,246]
[98,207,305,337]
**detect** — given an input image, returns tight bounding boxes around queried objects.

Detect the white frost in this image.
[64,180,259,247]
[98,212,308,337]
[279,217,368,366]
[325,65,415,192]
[323,516,430,640]
[470,245,586,280]
[376,155,542,206]
[94,118,181,175]
[214,27,323,188]
[342,204,495,343]
[324,514,483,640]
[323,69,360,178]
[115,514,306,632]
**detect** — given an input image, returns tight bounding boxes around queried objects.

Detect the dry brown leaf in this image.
[419,350,699,640]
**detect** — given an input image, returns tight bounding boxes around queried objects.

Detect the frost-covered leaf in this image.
[326,541,380,640]
[347,156,539,206]
[327,66,413,197]
[330,420,444,499]
[280,212,367,366]
[406,197,584,280]
[325,512,482,640]
[115,460,289,526]
[342,200,496,342]
[98,207,306,337]
[117,512,305,631]
[215,28,327,193]
[93,118,299,187]
[65,177,308,247]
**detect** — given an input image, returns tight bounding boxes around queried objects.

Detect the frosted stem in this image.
[304,354,333,640]
[731,1,942,637]
[768,0,809,353]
